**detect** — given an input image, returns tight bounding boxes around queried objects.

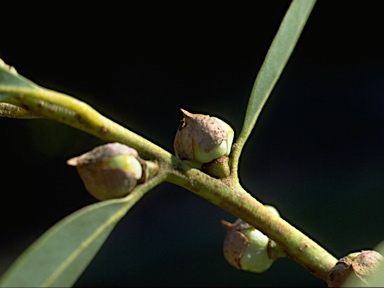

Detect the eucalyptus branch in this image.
[0,82,337,282]
[166,167,337,281]
[0,1,346,285]
[0,86,172,162]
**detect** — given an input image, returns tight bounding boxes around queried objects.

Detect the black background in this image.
[1,1,384,286]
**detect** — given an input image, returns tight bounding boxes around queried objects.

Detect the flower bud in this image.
[221,205,282,273]
[328,250,384,287]
[174,109,234,169]
[67,142,143,201]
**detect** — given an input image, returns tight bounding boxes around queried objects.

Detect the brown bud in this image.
[174,109,234,168]
[328,250,383,287]
[221,219,251,270]
[221,206,282,273]
[352,250,383,276]
[67,142,143,201]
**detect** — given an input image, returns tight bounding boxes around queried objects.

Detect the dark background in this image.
[1,1,384,286]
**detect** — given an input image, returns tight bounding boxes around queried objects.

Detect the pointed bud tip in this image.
[221,219,233,231]
[66,157,79,166]
[180,108,193,118]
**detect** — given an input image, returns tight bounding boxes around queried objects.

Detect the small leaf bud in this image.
[174,109,234,168]
[202,156,230,179]
[67,142,143,201]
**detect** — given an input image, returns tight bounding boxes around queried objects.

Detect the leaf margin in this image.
[0,173,167,287]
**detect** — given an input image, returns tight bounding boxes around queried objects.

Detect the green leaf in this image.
[0,189,145,287]
[236,0,316,151]
[0,59,39,101]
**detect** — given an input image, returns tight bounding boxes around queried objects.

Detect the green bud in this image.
[239,227,273,273]
[174,109,234,169]
[67,142,143,201]
[221,205,283,273]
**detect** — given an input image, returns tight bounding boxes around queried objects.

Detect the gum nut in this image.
[66,142,138,166]
[240,228,274,273]
[174,109,234,164]
[221,219,251,270]
[67,143,142,201]
[328,251,383,287]
[221,218,275,273]
[351,250,383,276]
[327,258,353,288]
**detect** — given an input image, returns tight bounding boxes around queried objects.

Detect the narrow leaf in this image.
[237,0,316,150]
[0,188,146,287]
[0,58,39,101]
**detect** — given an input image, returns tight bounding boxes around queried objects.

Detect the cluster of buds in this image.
[67,142,158,201]
[173,109,234,178]
[68,109,234,199]
[221,205,285,273]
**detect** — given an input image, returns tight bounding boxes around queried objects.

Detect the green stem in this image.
[0,102,39,118]
[167,167,337,281]
[0,86,172,162]
[0,86,337,282]
[230,0,316,182]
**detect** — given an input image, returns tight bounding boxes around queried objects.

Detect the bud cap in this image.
[221,205,281,273]
[67,142,143,200]
[174,109,234,167]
